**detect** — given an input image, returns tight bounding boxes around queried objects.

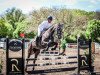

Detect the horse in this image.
[25,23,63,71]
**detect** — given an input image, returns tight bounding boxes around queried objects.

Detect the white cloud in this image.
[17,0,43,13]
[90,0,97,4]
[88,5,94,8]
[90,0,100,4]
[59,0,78,5]
[0,0,43,14]
[0,0,99,14]
[0,0,78,14]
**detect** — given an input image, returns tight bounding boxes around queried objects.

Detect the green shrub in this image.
[25,31,36,38]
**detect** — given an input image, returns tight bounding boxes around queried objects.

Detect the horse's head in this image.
[56,23,63,39]
[53,23,63,40]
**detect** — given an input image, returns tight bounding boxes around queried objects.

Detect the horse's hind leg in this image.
[33,49,40,70]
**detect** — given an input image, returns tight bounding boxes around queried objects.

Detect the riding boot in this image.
[36,36,39,46]
[39,36,42,46]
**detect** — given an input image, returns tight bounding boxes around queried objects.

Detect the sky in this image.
[0,0,100,14]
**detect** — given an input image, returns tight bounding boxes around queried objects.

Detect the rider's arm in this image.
[38,21,45,36]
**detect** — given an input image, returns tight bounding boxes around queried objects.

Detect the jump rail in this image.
[26,56,77,60]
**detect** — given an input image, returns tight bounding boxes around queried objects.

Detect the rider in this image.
[36,16,53,46]
[38,16,53,37]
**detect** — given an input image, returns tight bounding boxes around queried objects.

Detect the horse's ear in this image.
[60,23,64,29]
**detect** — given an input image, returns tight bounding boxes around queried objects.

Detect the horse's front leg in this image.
[33,49,40,70]
[25,43,32,71]
[44,41,51,51]
[59,48,66,56]
[45,42,58,51]
[51,42,58,50]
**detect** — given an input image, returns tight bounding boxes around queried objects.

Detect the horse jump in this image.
[25,38,94,75]
[6,37,95,75]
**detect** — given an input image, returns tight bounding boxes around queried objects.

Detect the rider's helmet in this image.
[47,16,53,21]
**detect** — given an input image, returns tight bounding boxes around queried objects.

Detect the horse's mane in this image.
[42,25,56,39]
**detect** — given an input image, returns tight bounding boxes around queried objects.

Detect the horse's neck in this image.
[48,26,54,31]
[46,26,54,36]
[41,26,55,42]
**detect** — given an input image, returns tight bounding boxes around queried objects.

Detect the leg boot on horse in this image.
[45,42,58,51]
[51,42,58,50]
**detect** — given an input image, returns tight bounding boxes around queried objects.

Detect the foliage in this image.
[0,7,99,42]
[65,37,76,43]
[4,8,26,29]
[60,38,66,49]
[28,8,98,42]
[86,19,100,42]
[0,8,27,38]
[25,31,36,38]
[5,21,14,38]
[13,21,27,38]
[0,19,8,37]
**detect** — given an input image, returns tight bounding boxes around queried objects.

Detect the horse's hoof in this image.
[43,50,45,52]
[63,54,66,56]
[51,48,55,51]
